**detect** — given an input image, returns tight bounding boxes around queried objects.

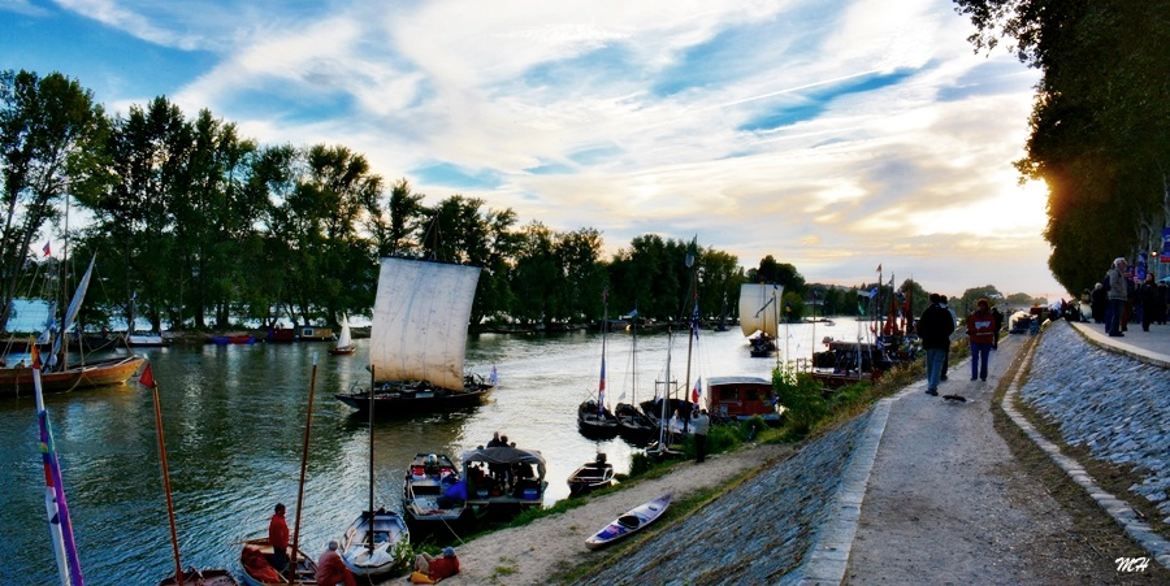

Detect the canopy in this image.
[461,447,546,479]
[369,258,481,389]
[738,283,781,338]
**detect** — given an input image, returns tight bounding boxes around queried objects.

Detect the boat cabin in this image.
[299,326,334,341]
[461,446,546,517]
[707,376,781,425]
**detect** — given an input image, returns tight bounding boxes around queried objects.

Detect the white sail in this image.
[738,283,781,338]
[336,314,353,348]
[369,258,481,389]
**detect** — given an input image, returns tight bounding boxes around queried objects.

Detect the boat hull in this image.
[336,383,491,415]
[328,345,356,356]
[340,509,409,577]
[239,538,317,586]
[0,355,145,397]
[567,462,616,497]
[585,493,672,549]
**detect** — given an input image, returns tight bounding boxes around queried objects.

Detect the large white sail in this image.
[336,314,353,348]
[738,283,781,338]
[369,258,481,389]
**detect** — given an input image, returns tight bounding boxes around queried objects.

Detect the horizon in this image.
[1,0,1069,299]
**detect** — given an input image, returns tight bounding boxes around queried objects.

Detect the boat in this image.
[239,538,317,586]
[567,453,617,497]
[706,376,782,425]
[329,314,356,355]
[614,310,656,444]
[339,508,409,577]
[334,257,493,415]
[578,294,620,438]
[265,327,296,344]
[158,568,239,585]
[739,283,782,357]
[298,326,334,341]
[810,339,893,388]
[209,333,255,345]
[402,453,467,533]
[585,493,672,550]
[462,446,547,519]
[644,331,686,460]
[128,332,170,347]
[158,567,239,585]
[1,256,146,398]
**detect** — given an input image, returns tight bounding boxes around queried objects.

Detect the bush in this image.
[772,369,828,434]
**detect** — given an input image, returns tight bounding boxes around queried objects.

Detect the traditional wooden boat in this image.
[329,314,356,355]
[339,508,409,577]
[209,333,255,345]
[128,332,170,347]
[334,257,493,415]
[567,453,617,497]
[402,453,467,532]
[707,376,782,425]
[463,446,547,519]
[1,354,145,397]
[614,403,656,444]
[158,567,239,585]
[578,399,619,438]
[740,283,782,357]
[585,493,672,550]
[239,538,317,586]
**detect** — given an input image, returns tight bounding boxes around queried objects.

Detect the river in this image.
[0,319,874,584]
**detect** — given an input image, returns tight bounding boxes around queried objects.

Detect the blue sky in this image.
[0,0,1063,297]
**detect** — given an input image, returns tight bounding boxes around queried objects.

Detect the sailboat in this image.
[1,255,145,397]
[578,293,619,438]
[329,314,356,356]
[339,366,409,577]
[645,330,684,460]
[334,258,493,415]
[739,283,782,357]
[614,311,655,444]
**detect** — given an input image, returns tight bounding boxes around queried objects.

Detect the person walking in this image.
[917,294,955,396]
[692,409,710,463]
[1106,258,1128,337]
[966,298,996,382]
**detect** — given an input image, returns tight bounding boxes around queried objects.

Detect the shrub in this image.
[772,369,828,434]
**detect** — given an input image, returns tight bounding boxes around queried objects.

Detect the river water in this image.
[0,319,873,584]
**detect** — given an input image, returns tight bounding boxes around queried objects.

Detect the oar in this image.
[289,353,319,583]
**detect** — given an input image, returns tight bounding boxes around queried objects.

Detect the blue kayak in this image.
[585,493,672,550]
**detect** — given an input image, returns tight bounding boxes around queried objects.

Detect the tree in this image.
[1,70,108,333]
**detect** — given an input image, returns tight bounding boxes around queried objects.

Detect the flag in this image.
[876,263,881,272]
[42,241,51,257]
[30,343,41,369]
[597,355,606,413]
[868,287,878,299]
[139,363,156,389]
[691,376,703,405]
[488,365,498,386]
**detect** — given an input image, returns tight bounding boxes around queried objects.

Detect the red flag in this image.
[42,241,51,257]
[139,363,156,389]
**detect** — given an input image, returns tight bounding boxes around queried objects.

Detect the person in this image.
[487,431,503,448]
[990,306,1004,350]
[692,408,710,463]
[268,503,290,572]
[436,475,467,509]
[315,540,357,586]
[1106,258,1128,337]
[938,296,956,380]
[1140,273,1160,332]
[917,294,955,396]
[412,547,459,583]
[966,298,996,382]
[1091,282,1108,323]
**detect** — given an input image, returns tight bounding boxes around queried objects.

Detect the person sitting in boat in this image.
[315,540,357,586]
[424,453,441,477]
[437,475,467,509]
[411,547,460,583]
[268,503,290,572]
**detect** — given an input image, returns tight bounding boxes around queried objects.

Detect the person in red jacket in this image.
[316,540,357,586]
[268,503,290,572]
[413,546,460,582]
[966,298,996,382]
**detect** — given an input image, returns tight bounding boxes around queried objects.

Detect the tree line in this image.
[955,0,1170,294]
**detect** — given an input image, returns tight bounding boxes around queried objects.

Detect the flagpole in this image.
[291,353,319,580]
[145,364,184,586]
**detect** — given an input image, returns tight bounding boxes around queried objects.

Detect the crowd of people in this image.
[1088,257,1169,336]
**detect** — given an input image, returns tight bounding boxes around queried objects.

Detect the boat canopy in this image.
[738,283,782,338]
[369,258,481,390]
[461,447,546,479]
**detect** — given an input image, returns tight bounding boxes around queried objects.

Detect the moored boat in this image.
[585,493,672,550]
[1,354,145,397]
[706,376,782,425]
[128,332,170,347]
[739,283,782,357]
[158,567,239,586]
[329,314,356,355]
[578,399,619,438]
[402,453,466,533]
[463,446,547,519]
[339,508,409,577]
[567,453,617,497]
[239,538,317,586]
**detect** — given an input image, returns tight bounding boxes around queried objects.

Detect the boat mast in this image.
[290,353,319,581]
[599,289,607,412]
[631,306,638,405]
[145,365,184,586]
[367,364,375,552]
[682,244,697,404]
[658,329,672,448]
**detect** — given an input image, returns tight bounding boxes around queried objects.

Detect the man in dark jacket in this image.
[917,294,955,396]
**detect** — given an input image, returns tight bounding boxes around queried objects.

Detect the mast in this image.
[658,330,672,448]
[290,354,319,581]
[367,365,375,553]
[144,364,184,586]
[598,290,608,413]
[631,306,638,405]
[682,244,697,403]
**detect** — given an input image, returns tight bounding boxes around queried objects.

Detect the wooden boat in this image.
[1,354,145,397]
[239,538,317,586]
[585,493,672,550]
[578,399,619,438]
[707,376,782,425]
[463,446,547,519]
[402,453,467,532]
[209,333,255,345]
[740,283,782,357]
[335,257,493,415]
[567,453,616,497]
[265,327,296,344]
[128,332,170,347]
[339,508,409,577]
[158,567,239,585]
[614,403,656,444]
[329,314,356,355]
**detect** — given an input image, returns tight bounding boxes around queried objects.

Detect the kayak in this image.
[585,493,672,550]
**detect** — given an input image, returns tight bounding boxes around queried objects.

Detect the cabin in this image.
[299,326,334,341]
[707,376,782,425]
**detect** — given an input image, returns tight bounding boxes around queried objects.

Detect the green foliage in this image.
[771,369,827,435]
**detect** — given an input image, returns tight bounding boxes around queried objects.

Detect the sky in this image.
[0,0,1067,299]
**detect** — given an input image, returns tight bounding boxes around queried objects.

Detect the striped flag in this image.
[597,354,606,413]
[43,241,51,257]
[691,376,703,405]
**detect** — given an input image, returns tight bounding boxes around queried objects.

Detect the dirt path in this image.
[442,442,789,585]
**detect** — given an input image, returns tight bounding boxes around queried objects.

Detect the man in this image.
[1106,258,1128,337]
[966,298,996,382]
[315,540,356,586]
[413,547,460,583]
[692,409,710,463]
[990,306,1004,350]
[268,503,290,572]
[938,296,956,380]
[917,294,955,396]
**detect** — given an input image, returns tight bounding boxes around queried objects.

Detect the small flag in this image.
[691,376,702,405]
[42,241,51,257]
[139,363,156,389]
[876,263,881,272]
[488,365,498,386]
[868,287,878,299]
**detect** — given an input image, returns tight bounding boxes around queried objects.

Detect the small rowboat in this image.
[585,493,672,550]
[340,508,410,577]
[567,454,617,497]
[239,538,318,585]
[159,567,239,585]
